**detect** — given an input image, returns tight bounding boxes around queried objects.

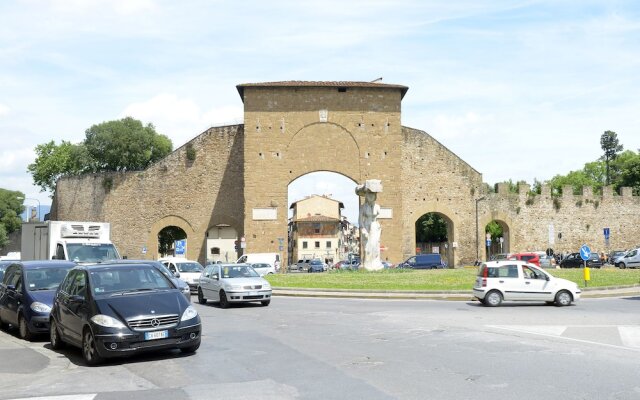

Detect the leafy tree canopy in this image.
[485,221,504,241]
[158,226,187,256]
[28,117,173,195]
[0,188,25,247]
[416,213,448,243]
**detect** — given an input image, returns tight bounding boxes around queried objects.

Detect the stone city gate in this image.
[51,81,640,266]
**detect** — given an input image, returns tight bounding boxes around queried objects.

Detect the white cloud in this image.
[48,0,156,15]
[121,94,244,147]
[0,103,9,116]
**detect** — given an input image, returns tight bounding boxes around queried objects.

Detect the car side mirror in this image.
[69,295,85,303]
[173,271,181,278]
[6,284,16,291]
[212,274,219,280]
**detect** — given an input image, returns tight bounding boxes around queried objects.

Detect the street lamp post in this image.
[475,196,486,264]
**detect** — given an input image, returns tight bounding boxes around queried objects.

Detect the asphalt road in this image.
[1,295,639,400]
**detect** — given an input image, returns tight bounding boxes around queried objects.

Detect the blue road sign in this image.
[175,239,187,256]
[580,244,591,261]
[486,239,491,247]
[603,228,610,239]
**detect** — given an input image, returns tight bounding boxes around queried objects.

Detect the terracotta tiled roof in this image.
[237,80,409,100]
[289,194,344,209]
[295,215,340,223]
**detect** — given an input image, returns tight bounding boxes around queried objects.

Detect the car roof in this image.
[17,260,76,269]
[73,262,160,271]
[482,260,532,267]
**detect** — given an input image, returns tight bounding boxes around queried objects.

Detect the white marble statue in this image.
[356,180,383,271]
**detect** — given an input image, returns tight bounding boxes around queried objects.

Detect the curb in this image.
[273,285,640,301]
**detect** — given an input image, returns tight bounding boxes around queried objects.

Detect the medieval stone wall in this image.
[401,127,484,265]
[52,125,245,262]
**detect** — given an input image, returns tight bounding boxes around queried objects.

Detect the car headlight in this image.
[262,282,271,289]
[181,285,191,293]
[30,302,51,313]
[91,314,126,329]
[181,305,198,321]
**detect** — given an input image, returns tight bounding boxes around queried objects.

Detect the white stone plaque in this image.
[252,208,277,220]
[319,109,328,122]
[378,207,393,219]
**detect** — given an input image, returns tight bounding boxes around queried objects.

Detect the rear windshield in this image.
[175,262,203,273]
[521,255,536,261]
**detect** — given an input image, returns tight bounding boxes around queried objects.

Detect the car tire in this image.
[0,316,5,331]
[50,318,65,350]
[82,328,104,366]
[619,262,626,269]
[554,290,573,307]
[197,288,207,305]
[180,342,200,354]
[484,290,502,307]
[545,301,555,306]
[219,290,229,309]
[261,300,271,307]
[18,315,33,341]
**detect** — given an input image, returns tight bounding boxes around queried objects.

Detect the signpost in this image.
[580,244,591,286]
[175,239,187,257]
[604,227,610,249]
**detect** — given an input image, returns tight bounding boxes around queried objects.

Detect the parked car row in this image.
[0,260,201,365]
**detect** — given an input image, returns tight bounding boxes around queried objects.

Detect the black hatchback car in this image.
[0,260,75,340]
[49,263,201,365]
[560,252,603,268]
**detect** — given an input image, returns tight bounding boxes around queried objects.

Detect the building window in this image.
[210,247,220,255]
[326,241,331,248]
[315,241,320,249]
[303,241,308,249]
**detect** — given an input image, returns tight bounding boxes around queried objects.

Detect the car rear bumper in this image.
[472,288,486,299]
[93,322,201,358]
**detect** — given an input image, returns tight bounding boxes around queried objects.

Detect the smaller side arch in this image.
[147,215,197,261]
[409,202,462,267]
[479,211,514,260]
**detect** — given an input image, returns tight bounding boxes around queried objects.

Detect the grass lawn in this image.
[265,267,640,291]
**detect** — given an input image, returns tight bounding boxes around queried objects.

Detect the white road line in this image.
[618,327,640,349]
[487,325,640,352]
[8,395,97,400]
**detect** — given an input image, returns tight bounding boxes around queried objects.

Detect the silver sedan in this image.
[196,263,272,308]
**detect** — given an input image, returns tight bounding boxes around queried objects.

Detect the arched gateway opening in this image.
[415,212,454,267]
[484,219,510,260]
[158,225,187,258]
[288,171,359,269]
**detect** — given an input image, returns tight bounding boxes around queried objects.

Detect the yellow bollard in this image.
[584,266,590,287]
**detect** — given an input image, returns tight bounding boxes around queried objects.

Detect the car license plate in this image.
[144,330,168,340]
[249,291,258,296]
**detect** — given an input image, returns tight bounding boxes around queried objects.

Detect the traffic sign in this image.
[486,239,491,247]
[603,228,610,239]
[175,239,186,256]
[580,244,591,261]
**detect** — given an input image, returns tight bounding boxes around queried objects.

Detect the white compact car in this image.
[473,261,581,307]
[248,262,276,276]
[197,263,272,308]
[160,258,204,293]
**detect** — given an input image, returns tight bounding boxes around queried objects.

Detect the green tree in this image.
[415,213,448,243]
[600,130,623,185]
[27,140,90,194]
[617,152,640,195]
[0,188,25,247]
[28,117,173,196]
[158,226,187,256]
[484,221,504,241]
[84,117,172,172]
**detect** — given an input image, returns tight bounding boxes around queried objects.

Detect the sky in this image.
[1,0,639,223]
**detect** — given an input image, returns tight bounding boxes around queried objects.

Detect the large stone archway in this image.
[409,202,462,267]
[240,83,405,264]
[148,215,197,261]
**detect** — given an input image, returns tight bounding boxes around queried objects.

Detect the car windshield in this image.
[25,266,73,291]
[67,243,120,263]
[252,263,270,269]
[90,266,174,295]
[220,265,259,278]
[175,262,203,273]
[310,260,323,265]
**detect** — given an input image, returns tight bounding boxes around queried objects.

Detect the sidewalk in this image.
[272,284,640,301]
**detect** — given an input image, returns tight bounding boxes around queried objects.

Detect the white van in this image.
[236,253,281,274]
[159,257,204,293]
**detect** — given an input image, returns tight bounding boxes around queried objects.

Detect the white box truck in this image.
[21,221,121,264]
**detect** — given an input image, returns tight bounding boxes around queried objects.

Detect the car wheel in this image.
[18,315,33,341]
[555,290,573,307]
[50,318,65,350]
[180,342,200,354]
[261,300,271,306]
[219,290,229,309]
[484,290,502,307]
[82,328,104,366]
[0,316,5,331]
[620,263,626,269]
[197,288,207,305]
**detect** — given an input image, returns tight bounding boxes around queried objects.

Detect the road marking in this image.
[8,395,97,400]
[488,325,640,352]
[618,327,640,349]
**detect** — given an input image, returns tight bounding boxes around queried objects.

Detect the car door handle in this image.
[499,280,504,283]
[525,281,531,284]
